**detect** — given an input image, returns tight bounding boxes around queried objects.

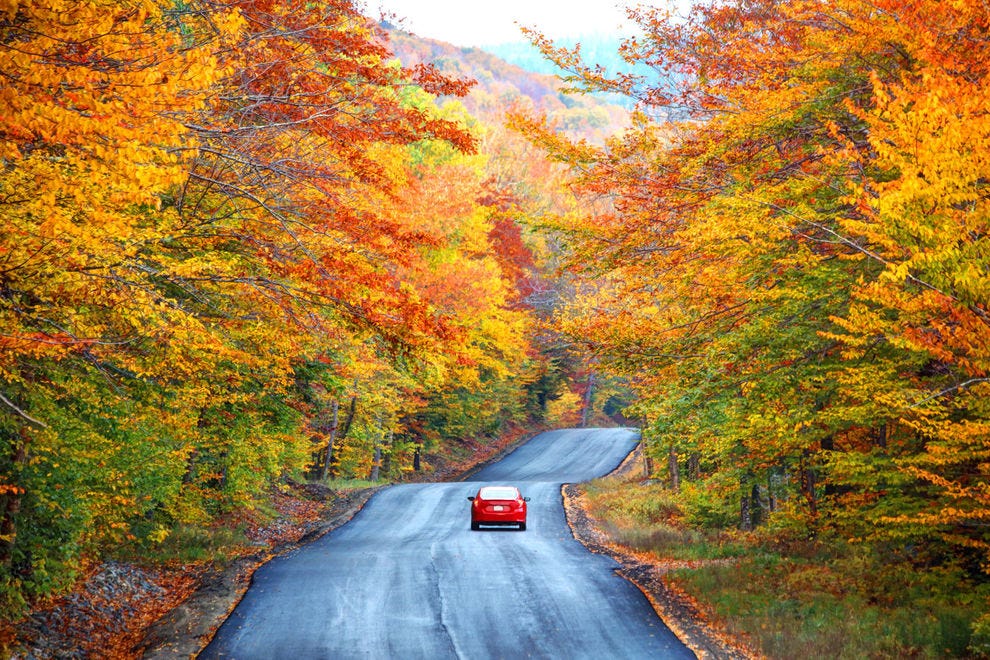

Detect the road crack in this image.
[428,541,462,659]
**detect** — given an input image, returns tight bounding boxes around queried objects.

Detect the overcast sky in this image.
[372,0,647,47]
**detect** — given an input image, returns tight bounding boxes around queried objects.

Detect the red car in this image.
[468,485,530,531]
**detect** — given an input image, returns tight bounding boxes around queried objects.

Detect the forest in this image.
[0,0,596,617]
[2,0,990,655]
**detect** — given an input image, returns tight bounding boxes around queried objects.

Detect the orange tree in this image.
[156,0,478,514]
[392,124,536,454]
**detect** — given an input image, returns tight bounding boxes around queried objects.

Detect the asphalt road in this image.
[199,428,695,659]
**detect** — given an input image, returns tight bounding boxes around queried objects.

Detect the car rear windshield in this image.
[479,486,518,500]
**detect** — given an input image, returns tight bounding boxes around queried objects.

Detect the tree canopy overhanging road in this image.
[199,428,695,659]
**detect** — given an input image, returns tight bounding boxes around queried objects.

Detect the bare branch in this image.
[0,392,48,429]
[911,378,990,408]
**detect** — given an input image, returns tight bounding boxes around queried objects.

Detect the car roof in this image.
[478,486,520,500]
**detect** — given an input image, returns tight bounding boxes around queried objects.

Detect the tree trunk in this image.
[687,452,700,481]
[0,431,27,570]
[873,423,887,450]
[750,482,762,527]
[740,481,753,532]
[371,444,382,481]
[580,372,595,427]
[339,385,358,442]
[643,450,654,479]
[320,399,339,481]
[369,413,383,482]
[800,450,818,519]
[413,444,421,471]
[668,444,680,492]
[370,445,381,482]
[380,429,393,478]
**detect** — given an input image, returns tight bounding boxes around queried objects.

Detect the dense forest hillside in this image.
[383,27,630,142]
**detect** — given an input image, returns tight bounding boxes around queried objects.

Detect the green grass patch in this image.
[582,476,747,561]
[672,556,980,658]
[118,523,252,566]
[321,478,381,491]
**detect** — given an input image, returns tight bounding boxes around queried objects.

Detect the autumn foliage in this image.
[0,0,562,614]
[518,0,990,626]
[7,0,986,646]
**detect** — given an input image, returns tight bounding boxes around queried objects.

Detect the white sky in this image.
[372,0,648,47]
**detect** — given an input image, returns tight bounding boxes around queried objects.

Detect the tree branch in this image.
[0,392,48,428]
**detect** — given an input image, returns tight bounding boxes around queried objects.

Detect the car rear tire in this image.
[471,521,480,531]
[518,522,526,531]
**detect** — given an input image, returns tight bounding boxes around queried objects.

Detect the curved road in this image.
[200,428,695,659]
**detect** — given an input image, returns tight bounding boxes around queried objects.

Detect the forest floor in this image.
[6,431,752,659]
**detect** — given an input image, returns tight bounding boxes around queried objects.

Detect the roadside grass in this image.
[119,482,344,567]
[321,477,380,491]
[115,522,252,566]
[580,475,988,658]
[150,524,251,564]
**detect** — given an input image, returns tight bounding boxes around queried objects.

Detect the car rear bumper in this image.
[472,513,526,525]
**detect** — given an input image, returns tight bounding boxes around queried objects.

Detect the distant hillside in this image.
[482,35,636,80]
[382,26,630,143]
[484,36,666,110]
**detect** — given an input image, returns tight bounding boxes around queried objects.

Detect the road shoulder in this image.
[561,446,754,660]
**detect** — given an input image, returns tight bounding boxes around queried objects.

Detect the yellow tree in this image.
[518,0,990,564]
[820,0,990,556]
[0,0,238,606]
